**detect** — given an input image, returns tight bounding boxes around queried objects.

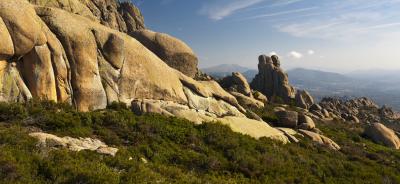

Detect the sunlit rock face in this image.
[0,0,290,143]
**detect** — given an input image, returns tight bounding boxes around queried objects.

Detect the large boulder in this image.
[29,132,118,156]
[230,92,264,109]
[275,110,298,128]
[298,114,316,130]
[253,91,268,103]
[295,90,314,109]
[130,30,198,78]
[364,123,400,149]
[298,129,341,150]
[131,99,289,143]
[310,104,323,111]
[250,55,296,103]
[219,72,252,97]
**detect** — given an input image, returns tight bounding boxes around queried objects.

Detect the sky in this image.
[132,0,400,73]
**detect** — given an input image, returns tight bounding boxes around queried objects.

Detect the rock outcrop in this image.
[0,0,290,143]
[131,99,288,143]
[28,0,145,33]
[298,129,341,150]
[29,132,119,156]
[364,123,400,149]
[295,90,314,109]
[130,30,199,78]
[253,91,268,103]
[230,92,264,109]
[219,72,265,109]
[0,1,200,111]
[251,55,296,103]
[298,114,316,130]
[275,110,298,128]
[29,0,198,78]
[319,97,399,126]
[219,72,253,97]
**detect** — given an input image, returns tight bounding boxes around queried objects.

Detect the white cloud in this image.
[199,0,264,21]
[269,51,278,56]
[307,50,315,55]
[288,51,303,59]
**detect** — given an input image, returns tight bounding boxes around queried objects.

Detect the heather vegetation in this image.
[0,101,399,183]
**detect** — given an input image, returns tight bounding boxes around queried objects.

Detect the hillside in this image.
[1,0,400,183]
[1,101,400,183]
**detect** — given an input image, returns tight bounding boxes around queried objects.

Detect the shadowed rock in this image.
[251,55,296,103]
[219,72,253,97]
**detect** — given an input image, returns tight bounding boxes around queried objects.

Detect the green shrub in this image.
[0,102,28,121]
[0,101,399,183]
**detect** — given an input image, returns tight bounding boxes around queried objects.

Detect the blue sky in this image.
[133,0,400,72]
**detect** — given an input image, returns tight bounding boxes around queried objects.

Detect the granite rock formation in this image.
[250,55,296,103]
[364,123,400,149]
[218,72,265,109]
[298,129,341,150]
[219,72,253,97]
[0,0,288,142]
[130,30,199,78]
[29,0,198,78]
[29,132,119,156]
[28,0,145,33]
[319,97,399,127]
[295,90,314,109]
[275,110,298,128]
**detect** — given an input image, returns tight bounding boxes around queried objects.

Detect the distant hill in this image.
[201,64,257,81]
[287,68,400,110]
[203,64,400,110]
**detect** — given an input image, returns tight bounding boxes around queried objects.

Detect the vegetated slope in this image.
[288,68,358,99]
[0,101,399,183]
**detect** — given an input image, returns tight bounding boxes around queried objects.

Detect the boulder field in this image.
[0,0,288,143]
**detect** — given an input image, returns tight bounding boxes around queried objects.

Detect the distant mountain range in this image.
[202,65,400,110]
[202,64,257,81]
[201,64,253,78]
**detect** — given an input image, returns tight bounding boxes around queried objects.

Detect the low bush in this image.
[0,101,399,183]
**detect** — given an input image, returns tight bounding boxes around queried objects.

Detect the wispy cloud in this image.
[240,7,317,21]
[241,0,303,12]
[364,22,400,30]
[270,0,303,7]
[274,0,400,40]
[199,0,265,21]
